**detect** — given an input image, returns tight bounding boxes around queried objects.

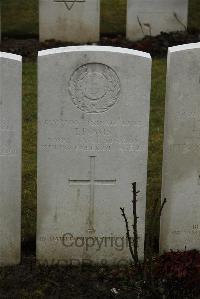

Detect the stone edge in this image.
[38,46,151,60]
[169,42,200,53]
[0,52,22,62]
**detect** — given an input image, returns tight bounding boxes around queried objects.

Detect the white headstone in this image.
[160,43,200,252]
[0,5,1,43]
[0,52,22,265]
[126,0,188,41]
[39,0,100,43]
[37,46,151,265]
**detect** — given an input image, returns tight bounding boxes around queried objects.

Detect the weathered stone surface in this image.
[37,46,151,265]
[39,0,100,43]
[0,52,22,265]
[0,6,1,43]
[160,43,200,252]
[126,0,188,41]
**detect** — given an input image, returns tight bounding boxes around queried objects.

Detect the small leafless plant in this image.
[173,12,187,31]
[120,182,166,283]
[120,182,141,270]
[137,16,152,36]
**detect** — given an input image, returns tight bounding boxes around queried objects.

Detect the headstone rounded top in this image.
[169,42,200,53]
[38,46,151,60]
[0,52,22,62]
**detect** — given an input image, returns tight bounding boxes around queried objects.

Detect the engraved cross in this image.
[68,156,116,233]
[53,0,86,11]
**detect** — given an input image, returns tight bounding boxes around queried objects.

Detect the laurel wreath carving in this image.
[69,63,120,113]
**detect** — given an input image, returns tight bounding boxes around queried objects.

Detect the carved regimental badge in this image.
[69,63,120,113]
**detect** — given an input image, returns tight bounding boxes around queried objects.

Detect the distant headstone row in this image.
[39,0,188,43]
[1,41,200,266]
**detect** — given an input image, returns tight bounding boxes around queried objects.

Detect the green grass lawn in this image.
[21,58,166,242]
[2,0,200,37]
[22,62,37,241]
[2,0,38,37]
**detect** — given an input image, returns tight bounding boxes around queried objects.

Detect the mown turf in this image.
[22,62,37,241]
[188,0,200,31]
[2,0,38,37]
[2,0,200,37]
[148,59,167,202]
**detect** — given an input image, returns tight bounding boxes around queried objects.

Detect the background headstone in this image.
[0,52,22,265]
[39,0,100,43]
[160,43,200,252]
[126,0,188,41]
[37,46,151,265]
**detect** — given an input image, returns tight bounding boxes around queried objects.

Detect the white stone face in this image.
[0,6,1,43]
[126,0,188,41]
[160,43,200,252]
[39,0,100,43]
[37,46,151,265]
[0,52,22,265]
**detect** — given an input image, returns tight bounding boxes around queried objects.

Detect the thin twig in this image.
[143,23,152,36]
[120,207,135,264]
[132,182,140,266]
[137,16,145,36]
[173,13,187,31]
[158,198,167,218]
